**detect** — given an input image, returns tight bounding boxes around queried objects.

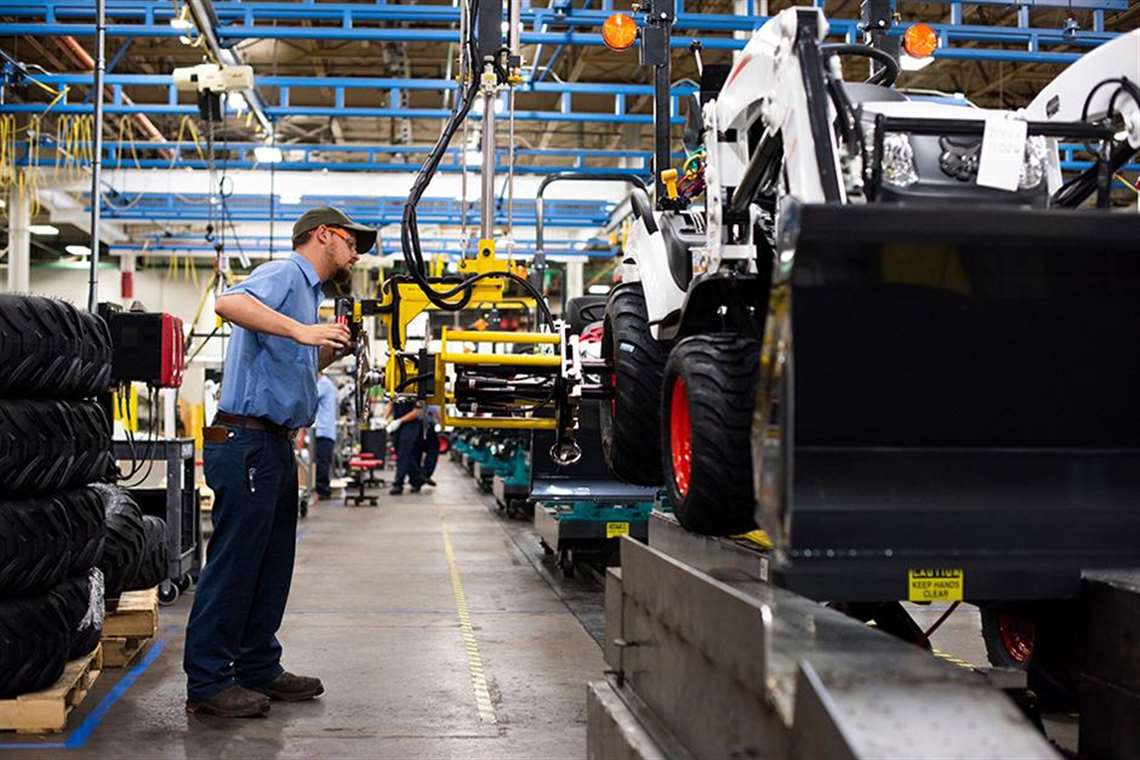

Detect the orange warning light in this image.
[902,22,938,59]
[602,13,638,52]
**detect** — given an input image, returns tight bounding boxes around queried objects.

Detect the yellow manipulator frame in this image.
[375,241,560,431]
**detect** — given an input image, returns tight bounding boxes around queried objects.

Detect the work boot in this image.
[186,685,270,718]
[389,486,403,495]
[410,484,423,494]
[423,477,437,487]
[246,672,325,702]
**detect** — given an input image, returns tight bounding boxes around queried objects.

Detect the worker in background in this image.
[186,207,375,719]
[313,373,338,500]
[417,403,440,487]
[385,397,424,495]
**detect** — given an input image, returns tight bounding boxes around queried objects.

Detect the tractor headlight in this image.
[880,132,919,188]
[1019,135,1047,190]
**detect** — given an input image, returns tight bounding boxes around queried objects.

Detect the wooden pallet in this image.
[102,587,159,668]
[0,646,102,734]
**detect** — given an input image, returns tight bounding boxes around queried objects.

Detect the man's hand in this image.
[293,323,351,349]
[386,419,402,434]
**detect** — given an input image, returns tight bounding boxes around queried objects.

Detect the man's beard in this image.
[330,265,353,293]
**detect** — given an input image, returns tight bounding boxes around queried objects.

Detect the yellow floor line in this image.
[440,514,498,725]
[932,647,976,670]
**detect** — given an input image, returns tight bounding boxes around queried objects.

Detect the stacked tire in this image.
[0,295,115,697]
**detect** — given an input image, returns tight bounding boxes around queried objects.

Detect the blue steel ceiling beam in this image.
[92,193,617,228]
[2,1,1128,26]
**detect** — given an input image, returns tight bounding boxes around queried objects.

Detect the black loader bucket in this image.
[765,203,1140,603]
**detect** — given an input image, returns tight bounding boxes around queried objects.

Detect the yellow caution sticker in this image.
[908,568,964,602]
[606,522,631,539]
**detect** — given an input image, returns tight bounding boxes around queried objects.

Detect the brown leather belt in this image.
[210,411,295,439]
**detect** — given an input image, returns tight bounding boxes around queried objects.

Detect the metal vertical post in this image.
[480,86,496,241]
[6,185,30,293]
[87,0,106,311]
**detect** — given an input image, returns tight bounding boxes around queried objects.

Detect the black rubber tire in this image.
[51,570,104,660]
[565,295,608,336]
[981,605,1035,670]
[93,484,146,600]
[127,515,169,592]
[0,295,112,399]
[0,399,113,496]
[599,283,668,485]
[0,590,72,698]
[0,494,74,596]
[661,334,761,536]
[65,487,106,575]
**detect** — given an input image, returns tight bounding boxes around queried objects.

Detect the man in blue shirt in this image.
[185,207,375,718]
[313,373,339,499]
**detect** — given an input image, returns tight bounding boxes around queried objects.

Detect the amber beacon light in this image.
[902,22,939,59]
[602,13,638,52]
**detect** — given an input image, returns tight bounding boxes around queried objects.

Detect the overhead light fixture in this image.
[28,224,60,235]
[253,145,284,163]
[65,244,92,257]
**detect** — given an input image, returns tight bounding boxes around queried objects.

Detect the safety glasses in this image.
[325,226,357,252]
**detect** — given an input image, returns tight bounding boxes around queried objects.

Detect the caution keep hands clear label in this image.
[908,569,964,602]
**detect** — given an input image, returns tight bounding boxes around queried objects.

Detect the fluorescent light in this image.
[28,224,59,235]
[66,244,91,256]
[588,284,610,295]
[253,145,284,163]
[900,53,934,72]
[279,191,303,205]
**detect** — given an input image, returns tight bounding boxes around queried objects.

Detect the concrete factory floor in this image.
[0,460,1068,758]
[1,464,604,760]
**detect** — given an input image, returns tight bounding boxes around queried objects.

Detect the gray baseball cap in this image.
[292,206,377,253]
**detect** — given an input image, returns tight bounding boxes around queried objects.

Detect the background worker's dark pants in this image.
[392,422,424,489]
[417,430,439,479]
[185,429,298,701]
[315,436,334,497]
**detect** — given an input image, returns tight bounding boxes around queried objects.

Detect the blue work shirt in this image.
[218,253,324,428]
[314,375,338,441]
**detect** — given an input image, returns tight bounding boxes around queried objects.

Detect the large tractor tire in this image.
[65,487,106,574]
[600,283,668,485]
[0,494,75,596]
[0,591,72,698]
[51,569,104,660]
[661,334,761,536]
[565,295,607,336]
[0,399,113,496]
[0,294,112,399]
[127,515,169,592]
[93,484,146,600]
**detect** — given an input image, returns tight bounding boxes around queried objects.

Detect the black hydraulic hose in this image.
[821,43,899,88]
[533,172,648,312]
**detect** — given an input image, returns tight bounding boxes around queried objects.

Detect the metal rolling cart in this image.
[113,438,203,606]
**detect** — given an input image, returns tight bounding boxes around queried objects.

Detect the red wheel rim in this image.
[610,371,617,417]
[670,376,692,497]
[998,612,1036,664]
[438,437,450,454]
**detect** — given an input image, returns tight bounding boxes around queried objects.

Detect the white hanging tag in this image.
[976,116,1028,192]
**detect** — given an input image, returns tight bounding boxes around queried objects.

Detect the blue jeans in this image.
[417,429,439,479]
[315,436,334,497]
[392,422,424,489]
[185,429,297,700]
